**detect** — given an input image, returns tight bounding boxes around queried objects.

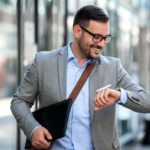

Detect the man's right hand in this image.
[31,126,52,149]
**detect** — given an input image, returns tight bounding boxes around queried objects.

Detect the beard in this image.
[78,41,102,59]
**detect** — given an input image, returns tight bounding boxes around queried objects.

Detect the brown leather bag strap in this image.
[69,62,96,102]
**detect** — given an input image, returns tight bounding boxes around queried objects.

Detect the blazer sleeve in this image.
[10,54,40,140]
[116,59,150,113]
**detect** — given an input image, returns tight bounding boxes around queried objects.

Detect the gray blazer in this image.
[11,46,150,150]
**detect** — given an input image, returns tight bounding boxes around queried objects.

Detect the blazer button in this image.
[131,96,140,102]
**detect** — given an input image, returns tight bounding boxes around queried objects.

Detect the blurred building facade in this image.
[0,0,150,149]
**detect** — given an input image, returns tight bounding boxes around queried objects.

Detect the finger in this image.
[95,90,101,101]
[99,90,108,105]
[94,106,101,111]
[32,136,47,149]
[32,127,51,149]
[36,137,49,149]
[93,97,102,108]
[96,90,108,106]
[94,93,104,107]
[43,128,52,141]
[94,104,106,111]
[94,89,110,110]
[102,89,110,104]
[32,137,47,149]
[39,128,51,148]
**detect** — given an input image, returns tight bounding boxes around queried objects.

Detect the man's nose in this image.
[97,39,106,48]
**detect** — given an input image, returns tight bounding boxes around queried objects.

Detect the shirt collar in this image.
[67,42,74,62]
[67,42,100,65]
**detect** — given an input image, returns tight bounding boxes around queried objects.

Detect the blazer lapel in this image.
[89,63,99,121]
[89,59,107,121]
[57,47,68,100]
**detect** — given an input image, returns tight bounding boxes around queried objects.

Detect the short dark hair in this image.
[73,5,109,27]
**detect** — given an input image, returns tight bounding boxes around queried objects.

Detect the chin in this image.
[91,54,100,59]
[89,55,99,59]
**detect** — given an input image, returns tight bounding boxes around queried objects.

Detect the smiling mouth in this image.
[90,44,102,50]
[92,47,101,53]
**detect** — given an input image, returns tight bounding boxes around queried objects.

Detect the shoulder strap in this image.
[69,62,96,102]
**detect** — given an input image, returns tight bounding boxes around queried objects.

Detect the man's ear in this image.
[73,25,82,38]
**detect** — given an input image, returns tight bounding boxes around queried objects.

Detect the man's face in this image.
[74,20,110,59]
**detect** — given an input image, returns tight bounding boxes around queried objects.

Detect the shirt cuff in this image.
[117,88,128,104]
[30,125,41,140]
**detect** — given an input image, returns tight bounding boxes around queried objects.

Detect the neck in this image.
[71,42,88,65]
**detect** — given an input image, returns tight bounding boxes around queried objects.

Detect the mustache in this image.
[90,44,102,50]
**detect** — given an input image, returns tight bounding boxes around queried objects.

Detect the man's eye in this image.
[94,35,103,40]
[94,35,102,40]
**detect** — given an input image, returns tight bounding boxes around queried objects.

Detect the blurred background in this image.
[0,0,150,149]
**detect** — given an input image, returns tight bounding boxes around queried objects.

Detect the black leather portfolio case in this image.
[25,98,72,149]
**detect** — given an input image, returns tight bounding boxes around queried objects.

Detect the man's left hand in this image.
[94,88,121,111]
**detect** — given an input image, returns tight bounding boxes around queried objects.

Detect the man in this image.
[11,5,150,150]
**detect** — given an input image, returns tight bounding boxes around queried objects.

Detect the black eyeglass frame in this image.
[80,25,112,44]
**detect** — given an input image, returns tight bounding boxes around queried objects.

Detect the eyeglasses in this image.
[80,25,112,44]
